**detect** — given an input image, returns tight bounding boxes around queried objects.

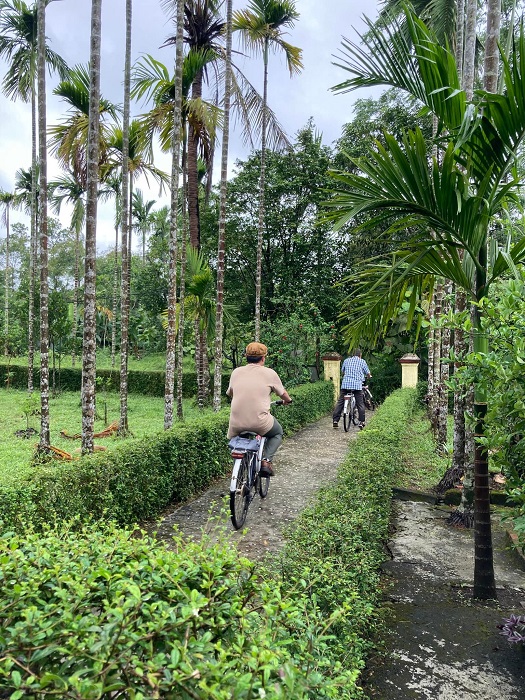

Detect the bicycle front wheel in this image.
[343,399,351,432]
[230,454,250,529]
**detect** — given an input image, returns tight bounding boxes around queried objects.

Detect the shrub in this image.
[270,388,418,696]
[0,382,334,533]
[0,523,357,699]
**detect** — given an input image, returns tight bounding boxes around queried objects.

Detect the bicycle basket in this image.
[228,436,260,452]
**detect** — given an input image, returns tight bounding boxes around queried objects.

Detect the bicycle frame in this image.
[230,435,266,493]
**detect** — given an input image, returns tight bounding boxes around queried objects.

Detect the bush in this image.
[0,381,334,533]
[0,522,357,699]
[0,362,229,398]
[271,388,418,696]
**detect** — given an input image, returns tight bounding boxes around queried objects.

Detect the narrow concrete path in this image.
[148,413,359,559]
[365,501,525,700]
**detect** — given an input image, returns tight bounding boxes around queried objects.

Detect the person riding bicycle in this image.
[226,342,292,477]
[332,349,371,430]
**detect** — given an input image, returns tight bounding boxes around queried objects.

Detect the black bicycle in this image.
[228,400,283,530]
[363,382,376,411]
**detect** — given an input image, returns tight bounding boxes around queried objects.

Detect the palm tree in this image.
[98,173,122,368]
[49,171,85,366]
[116,0,132,436]
[50,64,119,188]
[212,0,232,411]
[0,0,68,391]
[328,10,525,600]
[132,189,156,262]
[0,190,15,354]
[81,0,102,455]
[233,0,303,341]
[36,0,49,450]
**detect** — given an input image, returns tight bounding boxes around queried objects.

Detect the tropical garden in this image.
[1,0,525,696]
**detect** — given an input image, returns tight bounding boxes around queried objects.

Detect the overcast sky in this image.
[0,0,380,251]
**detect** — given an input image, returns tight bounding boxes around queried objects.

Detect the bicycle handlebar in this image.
[271,399,292,406]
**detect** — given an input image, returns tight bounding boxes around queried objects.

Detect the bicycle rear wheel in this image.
[230,454,251,529]
[343,399,351,432]
[258,470,270,498]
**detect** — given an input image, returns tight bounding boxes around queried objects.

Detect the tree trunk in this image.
[483,0,502,94]
[81,0,102,455]
[37,0,50,450]
[111,216,119,368]
[71,221,80,367]
[164,0,184,430]
[213,0,233,412]
[463,0,477,100]
[119,0,132,436]
[187,71,203,250]
[254,39,269,342]
[176,148,188,422]
[431,281,443,437]
[455,0,465,79]
[4,203,9,355]
[28,88,37,393]
[436,282,451,453]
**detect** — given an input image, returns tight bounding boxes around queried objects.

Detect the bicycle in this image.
[343,392,359,432]
[228,400,284,530]
[362,382,376,411]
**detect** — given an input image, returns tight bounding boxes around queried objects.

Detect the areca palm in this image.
[49,171,85,366]
[328,11,525,600]
[0,189,16,354]
[50,64,118,188]
[132,189,156,262]
[233,0,303,341]
[0,0,68,392]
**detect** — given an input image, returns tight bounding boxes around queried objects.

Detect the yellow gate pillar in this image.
[322,352,343,403]
[399,353,420,388]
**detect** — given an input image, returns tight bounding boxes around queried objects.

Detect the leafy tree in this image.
[327,10,525,599]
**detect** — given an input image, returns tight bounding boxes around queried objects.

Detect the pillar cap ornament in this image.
[322,352,343,361]
[399,353,420,364]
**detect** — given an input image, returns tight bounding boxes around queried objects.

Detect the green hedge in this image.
[0,362,229,398]
[271,388,418,697]
[0,522,359,699]
[0,381,334,533]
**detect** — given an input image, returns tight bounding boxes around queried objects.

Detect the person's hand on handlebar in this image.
[281,391,292,405]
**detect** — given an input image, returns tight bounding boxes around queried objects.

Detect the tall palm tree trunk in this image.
[176,145,188,422]
[119,0,132,434]
[28,88,37,393]
[4,203,10,355]
[484,0,502,94]
[81,0,103,454]
[71,223,80,366]
[213,0,233,411]
[111,216,119,368]
[37,0,50,450]
[164,0,184,430]
[187,71,203,250]
[254,38,269,342]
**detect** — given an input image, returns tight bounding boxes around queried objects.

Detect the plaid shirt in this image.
[340,356,370,390]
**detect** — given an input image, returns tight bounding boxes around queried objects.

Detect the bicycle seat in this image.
[238,430,258,439]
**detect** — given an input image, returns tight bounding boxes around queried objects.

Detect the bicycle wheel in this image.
[351,397,359,425]
[230,454,251,529]
[343,398,351,432]
[258,468,270,498]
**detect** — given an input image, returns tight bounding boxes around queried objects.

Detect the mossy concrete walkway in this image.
[364,501,525,699]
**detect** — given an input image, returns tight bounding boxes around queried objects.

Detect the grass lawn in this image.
[396,409,452,492]
[0,388,211,487]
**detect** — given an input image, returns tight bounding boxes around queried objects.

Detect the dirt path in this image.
[148,413,359,559]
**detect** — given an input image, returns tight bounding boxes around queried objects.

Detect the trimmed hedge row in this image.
[0,381,335,533]
[0,362,229,397]
[271,388,418,697]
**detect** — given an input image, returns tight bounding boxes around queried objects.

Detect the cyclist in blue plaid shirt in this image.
[332,349,371,430]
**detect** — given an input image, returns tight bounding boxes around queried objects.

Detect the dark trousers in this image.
[333,389,366,423]
[262,418,283,461]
